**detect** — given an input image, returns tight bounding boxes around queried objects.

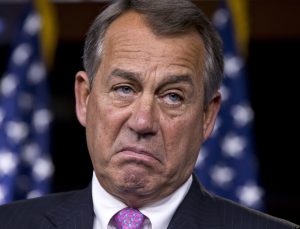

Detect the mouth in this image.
[117,146,161,164]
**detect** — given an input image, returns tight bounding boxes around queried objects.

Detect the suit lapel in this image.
[44,185,94,229]
[168,174,223,229]
[41,176,222,229]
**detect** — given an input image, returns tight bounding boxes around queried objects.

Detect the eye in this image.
[167,93,182,102]
[114,85,135,96]
[162,92,184,105]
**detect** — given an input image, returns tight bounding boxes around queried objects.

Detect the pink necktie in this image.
[113,208,145,229]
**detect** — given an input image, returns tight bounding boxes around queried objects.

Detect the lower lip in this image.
[118,150,158,163]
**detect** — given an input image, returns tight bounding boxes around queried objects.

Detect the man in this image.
[0,0,298,228]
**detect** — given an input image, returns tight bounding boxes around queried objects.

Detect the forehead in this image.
[101,11,205,77]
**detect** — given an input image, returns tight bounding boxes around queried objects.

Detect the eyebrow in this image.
[156,74,194,91]
[110,68,194,89]
[110,68,141,83]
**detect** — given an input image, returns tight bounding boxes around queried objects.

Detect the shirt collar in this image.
[139,176,192,229]
[92,172,126,229]
[92,171,193,229]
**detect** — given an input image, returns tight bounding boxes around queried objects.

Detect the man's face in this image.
[75,11,220,207]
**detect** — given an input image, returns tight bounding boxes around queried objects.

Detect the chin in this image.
[115,167,157,193]
[122,167,147,186]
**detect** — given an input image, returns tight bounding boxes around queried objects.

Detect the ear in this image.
[75,71,90,127]
[203,92,221,141]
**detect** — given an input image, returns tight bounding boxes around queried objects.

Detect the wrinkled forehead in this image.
[104,10,204,46]
[101,11,206,78]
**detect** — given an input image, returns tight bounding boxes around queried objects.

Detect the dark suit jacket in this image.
[0,176,298,229]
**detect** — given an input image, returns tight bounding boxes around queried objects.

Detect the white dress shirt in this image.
[92,172,192,229]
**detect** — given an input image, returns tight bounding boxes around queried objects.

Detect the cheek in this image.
[162,113,203,167]
[86,95,130,156]
[85,97,114,158]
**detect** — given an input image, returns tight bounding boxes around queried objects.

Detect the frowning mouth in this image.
[117,146,162,163]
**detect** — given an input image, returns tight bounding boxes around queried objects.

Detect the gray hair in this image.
[83,0,224,105]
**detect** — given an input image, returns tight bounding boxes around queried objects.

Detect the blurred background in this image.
[0,0,299,225]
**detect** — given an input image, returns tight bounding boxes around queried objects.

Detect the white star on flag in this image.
[0,2,54,205]
[195,2,264,210]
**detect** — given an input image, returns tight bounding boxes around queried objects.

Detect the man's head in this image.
[83,0,223,106]
[75,0,223,207]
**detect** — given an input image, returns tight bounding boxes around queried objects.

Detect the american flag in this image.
[194,1,264,210]
[0,3,53,204]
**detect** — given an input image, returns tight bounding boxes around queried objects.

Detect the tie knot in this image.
[113,207,145,229]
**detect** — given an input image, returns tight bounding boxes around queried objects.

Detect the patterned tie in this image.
[113,207,146,229]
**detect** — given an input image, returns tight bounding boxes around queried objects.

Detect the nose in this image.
[127,96,158,138]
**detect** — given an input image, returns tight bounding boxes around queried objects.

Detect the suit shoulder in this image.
[0,190,78,212]
[213,194,299,229]
[0,190,82,228]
